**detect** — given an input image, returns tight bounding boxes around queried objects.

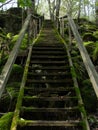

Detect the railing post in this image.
[39,18,41,33]
[60,18,64,37]
[68,16,98,98]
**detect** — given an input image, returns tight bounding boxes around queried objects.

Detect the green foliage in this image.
[93,31,98,39]
[18,0,32,7]
[92,41,98,61]
[83,32,97,42]
[0,0,6,3]
[83,41,95,56]
[0,55,8,66]
[11,64,23,74]
[6,82,21,97]
[0,112,13,130]
[10,34,28,50]
[81,79,97,112]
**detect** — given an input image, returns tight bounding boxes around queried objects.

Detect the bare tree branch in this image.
[0,0,13,8]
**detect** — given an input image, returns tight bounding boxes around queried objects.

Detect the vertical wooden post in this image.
[60,19,62,35]
[39,18,41,32]
[62,18,64,37]
[60,18,64,37]
[36,19,38,37]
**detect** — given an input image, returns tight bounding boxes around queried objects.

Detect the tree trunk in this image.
[47,0,52,19]
[32,0,36,14]
[95,0,98,25]
[55,0,61,29]
[77,0,82,22]
[56,0,61,18]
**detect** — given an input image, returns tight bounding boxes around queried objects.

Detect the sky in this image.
[0,0,17,10]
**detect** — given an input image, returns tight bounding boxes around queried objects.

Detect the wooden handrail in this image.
[0,14,31,98]
[68,16,98,98]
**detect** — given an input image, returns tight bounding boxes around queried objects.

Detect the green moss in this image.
[83,41,94,46]
[11,64,23,74]
[92,41,98,61]
[10,33,29,50]
[81,79,97,112]
[83,33,97,42]
[71,66,77,78]
[0,112,13,130]
[83,41,95,56]
[6,82,21,95]
[93,31,98,39]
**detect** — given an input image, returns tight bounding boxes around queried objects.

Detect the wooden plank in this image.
[30,61,67,64]
[68,16,98,98]
[0,14,31,98]
[27,79,72,83]
[29,66,70,70]
[32,47,64,50]
[21,107,79,112]
[31,55,67,59]
[18,120,80,127]
[23,96,77,101]
[31,51,65,54]
[28,72,69,76]
[24,87,74,92]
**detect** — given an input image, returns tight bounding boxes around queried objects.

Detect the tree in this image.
[95,0,98,25]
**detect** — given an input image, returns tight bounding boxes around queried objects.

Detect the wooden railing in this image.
[0,14,43,98]
[56,15,98,98]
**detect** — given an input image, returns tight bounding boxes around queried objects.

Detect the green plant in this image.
[0,112,13,130]
[92,41,98,61]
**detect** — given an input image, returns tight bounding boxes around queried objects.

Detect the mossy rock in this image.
[83,33,97,42]
[0,112,13,130]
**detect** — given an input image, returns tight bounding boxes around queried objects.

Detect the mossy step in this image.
[24,87,75,92]
[29,65,70,70]
[28,72,70,76]
[31,51,65,54]
[18,120,81,127]
[21,107,79,112]
[26,79,73,84]
[24,87,75,96]
[31,55,67,59]
[23,96,78,101]
[32,47,65,50]
[30,60,67,64]
[33,45,64,47]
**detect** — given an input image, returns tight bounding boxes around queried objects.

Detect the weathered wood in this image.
[10,45,33,130]
[65,40,90,130]
[68,16,98,98]
[18,120,80,127]
[24,87,74,92]
[30,60,66,64]
[29,65,70,70]
[60,18,64,37]
[23,96,77,101]
[21,107,78,112]
[27,79,72,84]
[0,14,31,98]
[28,72,69,76]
